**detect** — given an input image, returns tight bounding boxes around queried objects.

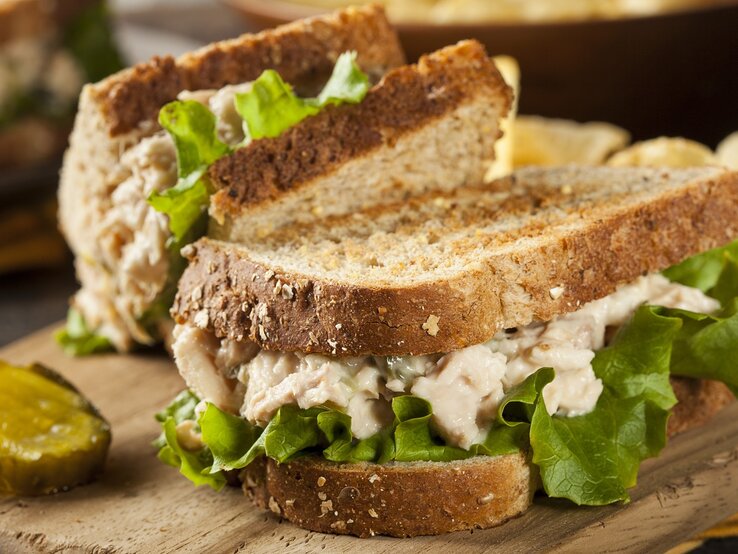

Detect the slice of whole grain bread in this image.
[208,40,512,240]
[173,165,738,356]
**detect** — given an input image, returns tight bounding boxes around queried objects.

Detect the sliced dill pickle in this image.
[0,360,111,495]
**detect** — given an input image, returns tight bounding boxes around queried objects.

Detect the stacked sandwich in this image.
[0,0,121,168]
[58,5,738,538]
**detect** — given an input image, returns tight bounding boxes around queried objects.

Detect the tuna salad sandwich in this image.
[0,0,121,168]
[57,5,512,354]
[158,165,738,537]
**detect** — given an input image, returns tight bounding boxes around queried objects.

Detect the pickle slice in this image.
[0,360,111,495]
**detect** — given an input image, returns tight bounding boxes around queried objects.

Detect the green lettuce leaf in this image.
[158,416,226,490]
[199,402,260,473]
[154,392,226,490]
[234,51,369,140]
[227,405,326,469]
[664,307,738,396]
[234,70,320,141]
[317,410,395,463]
[153,389,200,449]
[663,240,738,293]
[531,306,679,505]
[392,395,473,462]
[148,101,230,241]
[662,249,738,394]
[55,309,113,356]
[63,1,124,82]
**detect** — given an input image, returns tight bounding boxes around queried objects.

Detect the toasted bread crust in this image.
[173,167,738,357]
[240,378,733,537]
[243,452,536,538]
[86,4,404,136]
[208,40,512,218]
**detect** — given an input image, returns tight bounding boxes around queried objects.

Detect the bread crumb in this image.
[317,476,326,487]
[368,474,380,484]
[335,323,342,330]
[240,301,249,313]
[273,280,282,295]
[549,286,565,300]
[477,493,496,505]
[377,306,387,316]
[258,324,267,340]
[368,508,379,518]
[422,315,440,336]
[347,519,354,524]
[193,310,209,329]
[190,286,202,302]
[330,520,346,531]
[320,500,333,515]
[268,496,281,515]
[281,284,294,300]
[318,492,327,501]
[207,261,216,274]
[180,244,196,259]
[264,270,275,281]
[285,499,295,507]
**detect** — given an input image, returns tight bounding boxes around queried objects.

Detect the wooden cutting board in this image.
[2,325,738,553]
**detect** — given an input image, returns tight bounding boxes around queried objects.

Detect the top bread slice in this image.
[208,39,513,240]
[58,4,405,263]
[173,166,738,356]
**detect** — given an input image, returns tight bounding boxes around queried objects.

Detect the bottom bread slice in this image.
[241,378,734,538]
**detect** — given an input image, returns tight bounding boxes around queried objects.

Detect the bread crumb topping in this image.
[548,286,565,300]
[422,315,440,336]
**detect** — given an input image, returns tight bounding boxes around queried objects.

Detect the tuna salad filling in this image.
[71,83,254,348]
[62,52,372,352]
[172,273,719,450]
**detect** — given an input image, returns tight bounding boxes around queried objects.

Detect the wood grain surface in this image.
[1,324,738,553]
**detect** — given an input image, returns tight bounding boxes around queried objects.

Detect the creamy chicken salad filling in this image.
[72,83,253,349]
[172,273,719,450]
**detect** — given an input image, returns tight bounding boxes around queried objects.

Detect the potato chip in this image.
[512,116,630,167]
[716,132,738,170]
[607,137,717,168]
[486,56,520,180]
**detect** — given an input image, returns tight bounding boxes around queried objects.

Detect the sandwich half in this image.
[159,165,738,537]
[57,6,512,353]
[0,0,121,167]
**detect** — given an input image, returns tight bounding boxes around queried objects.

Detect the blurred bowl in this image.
[221,0,738,145]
